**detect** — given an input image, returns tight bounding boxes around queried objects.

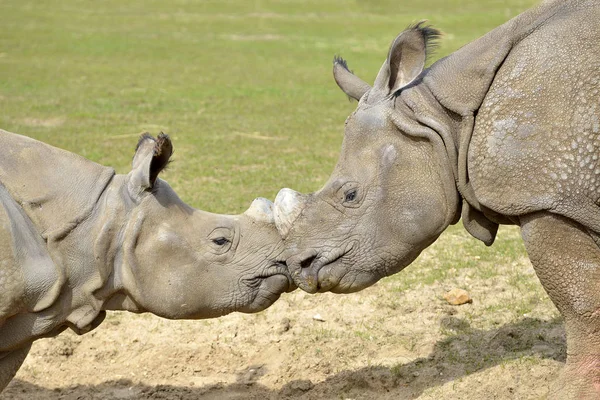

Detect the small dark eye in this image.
[212,237,230,246]
[344,189,357,202]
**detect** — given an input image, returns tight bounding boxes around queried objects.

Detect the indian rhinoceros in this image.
[0,129,292,391]
[274,0,600,397]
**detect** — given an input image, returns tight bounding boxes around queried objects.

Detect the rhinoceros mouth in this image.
[287,242,356,293]
[237,262,295,313]
[248,261,295,291]
[269,262,297,292]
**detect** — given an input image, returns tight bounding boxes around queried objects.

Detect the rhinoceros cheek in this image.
[239,274,290,313]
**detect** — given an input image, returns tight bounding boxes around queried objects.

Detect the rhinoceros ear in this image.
[372,22,440,100]
[129,132,173,196]
[333,56,372,101]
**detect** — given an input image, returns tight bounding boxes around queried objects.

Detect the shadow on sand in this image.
[1,317,565,399]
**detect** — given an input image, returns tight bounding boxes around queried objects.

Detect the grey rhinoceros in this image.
[274,0,600,397]
[0,129,292,391]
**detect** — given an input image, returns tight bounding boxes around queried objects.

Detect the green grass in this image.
[0,0,539,214]
[385,224,529,293]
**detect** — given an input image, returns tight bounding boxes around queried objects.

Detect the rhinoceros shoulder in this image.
[469,2,600,232]
[0,129,115,240]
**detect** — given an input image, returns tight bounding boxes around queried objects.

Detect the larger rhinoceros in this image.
[0,129,292,391]
[274,0,600,398]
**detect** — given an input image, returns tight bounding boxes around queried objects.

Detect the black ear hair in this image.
[130,132,174,195]
[149,132,173,186]
[371,22,441,101]
[332,55,372,101]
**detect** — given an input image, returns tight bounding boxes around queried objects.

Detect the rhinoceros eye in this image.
[344,189,357,202]
[336,181,362,208]
[338,182,363,209]
[208,227,234,254]
[212,237,230,246]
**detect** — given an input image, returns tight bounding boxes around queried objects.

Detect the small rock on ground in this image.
[443,288,473,305]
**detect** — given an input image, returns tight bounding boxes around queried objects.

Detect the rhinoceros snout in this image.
[286,248,320,294]
[274,188,306,238]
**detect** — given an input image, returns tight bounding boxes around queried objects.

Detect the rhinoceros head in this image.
[275,23,460,294]
[115,134,293,319]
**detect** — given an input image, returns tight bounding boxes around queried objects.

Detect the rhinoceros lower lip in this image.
[291,244,354,293]
[312,254,347,292]
[239,273,291,313]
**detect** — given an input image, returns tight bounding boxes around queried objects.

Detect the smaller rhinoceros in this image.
[0,129,293,391]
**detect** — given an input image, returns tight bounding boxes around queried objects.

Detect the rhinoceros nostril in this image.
[300,255,317,270]
[285,251,320,294]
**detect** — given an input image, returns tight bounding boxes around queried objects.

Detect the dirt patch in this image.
[1,227,564,399]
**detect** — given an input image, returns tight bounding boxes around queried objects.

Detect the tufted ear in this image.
[371,22,440,101]
[333,56,372,101]
[129,132,173,197]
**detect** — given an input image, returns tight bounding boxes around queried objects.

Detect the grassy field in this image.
[1,1,565,399]
[1,0,539,213]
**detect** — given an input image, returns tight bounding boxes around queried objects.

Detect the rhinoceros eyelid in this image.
[207,227,235,254]
[335,182,362,208]
[211,237,230,246]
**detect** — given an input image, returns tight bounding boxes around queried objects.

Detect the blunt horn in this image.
[273,188,305,238]
[244,197,275,223]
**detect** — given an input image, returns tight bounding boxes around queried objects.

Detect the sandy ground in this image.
[1,227,564,400]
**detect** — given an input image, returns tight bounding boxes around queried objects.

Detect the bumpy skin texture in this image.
[275,0,600,397]
[521,212,600,399]
[467,2,600,230]
[0,129,291,392]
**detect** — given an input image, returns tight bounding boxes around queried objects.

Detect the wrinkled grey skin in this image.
[0,129,292,391]
[275,1,600,397]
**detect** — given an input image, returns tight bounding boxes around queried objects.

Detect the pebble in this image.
[277,318,291,334]
[312,313,325,322]
[443,288,473,305]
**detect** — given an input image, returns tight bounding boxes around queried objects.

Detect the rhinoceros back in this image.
[0,130,115,239]
[468,0,600,232]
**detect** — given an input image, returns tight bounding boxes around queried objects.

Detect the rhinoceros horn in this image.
[244,197,275,223]
[273,188,306,238]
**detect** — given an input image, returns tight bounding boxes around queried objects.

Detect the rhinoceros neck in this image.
[393,83,462,228]
[87,175,147,314]
[399,83,462,179]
